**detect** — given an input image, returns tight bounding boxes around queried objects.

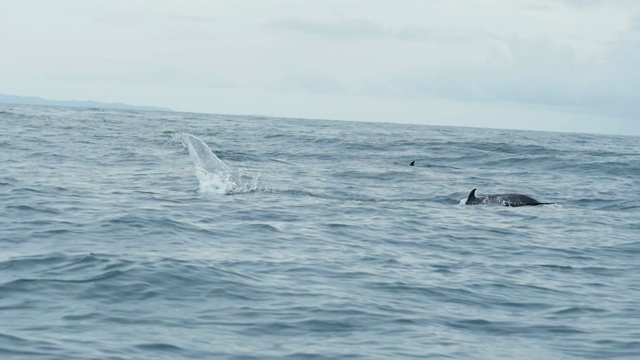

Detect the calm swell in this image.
[1,104,639,359]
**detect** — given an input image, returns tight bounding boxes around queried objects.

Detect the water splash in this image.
[176,133,258,195]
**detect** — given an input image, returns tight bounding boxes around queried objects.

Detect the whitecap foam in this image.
[178,132,259,195]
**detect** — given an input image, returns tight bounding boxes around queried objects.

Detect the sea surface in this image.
[1,104,639,359]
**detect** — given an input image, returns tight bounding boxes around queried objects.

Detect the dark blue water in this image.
[1,104,639,359]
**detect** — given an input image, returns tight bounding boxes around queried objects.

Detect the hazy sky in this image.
[1,0,639,135]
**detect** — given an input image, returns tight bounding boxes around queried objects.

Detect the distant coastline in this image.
[0,93,172,112]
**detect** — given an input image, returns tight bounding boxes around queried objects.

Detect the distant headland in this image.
[0,93,172,112]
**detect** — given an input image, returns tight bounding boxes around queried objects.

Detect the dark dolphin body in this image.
[407,160,459,169]
[465,188,553,207]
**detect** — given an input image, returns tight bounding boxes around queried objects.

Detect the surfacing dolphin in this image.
[408,160,459,169]
[465,188,553,207]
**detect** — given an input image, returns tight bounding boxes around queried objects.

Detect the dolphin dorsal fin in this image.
[466,188,477,204]
[410,161,415,166]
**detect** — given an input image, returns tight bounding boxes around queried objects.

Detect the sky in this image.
[1,0,639,135]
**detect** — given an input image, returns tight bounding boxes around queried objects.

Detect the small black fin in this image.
[410,161,415,166]
[466,188,477,204]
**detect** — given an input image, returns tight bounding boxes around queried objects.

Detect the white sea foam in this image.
[177,132,258,195]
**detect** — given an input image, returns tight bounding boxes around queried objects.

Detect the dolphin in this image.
[408,160,459,169]
[465,188,553,207]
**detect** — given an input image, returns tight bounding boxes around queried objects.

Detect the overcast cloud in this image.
[1,0,638,135]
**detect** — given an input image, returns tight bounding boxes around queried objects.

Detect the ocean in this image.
[1,104,639,359]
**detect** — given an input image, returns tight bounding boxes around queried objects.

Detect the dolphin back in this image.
[465,188,553,207]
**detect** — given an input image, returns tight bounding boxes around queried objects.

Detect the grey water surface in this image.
[1,105,639,359]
